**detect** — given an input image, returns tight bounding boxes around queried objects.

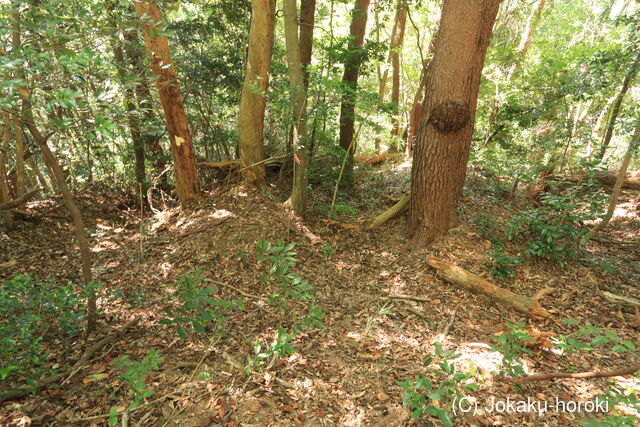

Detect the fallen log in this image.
[503,361,640,383]
[426,256,551,320]
[368,192,410,228]
[354,154,389,165]
[551,170,640,191]
[0,187,39,211]
[602,291,640,308]
[199,159,242,169]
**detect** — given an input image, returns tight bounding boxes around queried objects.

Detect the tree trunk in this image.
[19,87,96,333]
[408,0,501,247]
[283,0,310,218]
[238,0,276,185]
[12,2,25,197]
[552,170,640,191]
[0,116,14,228]
[596,52,640,162]
[426,256,550,320]
[389,4,407,144]
[508,0,546,77]
[108,0,146,201]
[588,125,640,237]
[0,187,38,211]
[299,0,316,90]
[368,192,410,228]
[338,0,371,185]
[133,0,200,204]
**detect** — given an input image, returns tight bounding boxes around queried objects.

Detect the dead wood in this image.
[0,187,39,211]
[0,259,17,270]
[0,317,141,402]
[200,159,242,169]
[503,361,640,383]
[387,293,430,303]
[426,256,551,320]
[551,170,640,191]
[602,291,640,308]
[368,192,410,228]
[354,154,389,164]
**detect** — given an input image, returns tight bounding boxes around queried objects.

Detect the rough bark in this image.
[283,0,310,218]
[19,88,96,332]
[596,52,640,161]
[588,125,640,237]
[408,0,501,246]
[238,0,276,185]
[426,256,551,320]
[338,0,371,184]
[133,0,200,204]
[299,0,316,90]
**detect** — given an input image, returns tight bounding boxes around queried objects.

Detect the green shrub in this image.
[485,248,523,279]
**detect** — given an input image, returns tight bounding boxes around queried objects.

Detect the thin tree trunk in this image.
[12,2,25,197]
[596,52,640,161]
[507,0,546,78]
[588,124,640,237]
[18,87,96,332]
[389,4,407,144]
[0,116,13,228]
[299,0,316,90]
[238,0,276,185]
[133,0,200,204]
[283,0,310,218]
[408,0,501,247]
[338,0,371,185]
[108,0,146,201]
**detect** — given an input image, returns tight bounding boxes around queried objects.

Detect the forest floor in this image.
[1,160,640,426]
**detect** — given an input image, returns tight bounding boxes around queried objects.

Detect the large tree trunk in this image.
[588,125,640,237]
[299,0,316,90]
[133,0,200,204]
[596,52,640,162]
[238,0,276,185]
[283,0,310,218]
[338,0,371,185]
[408,0,501,247]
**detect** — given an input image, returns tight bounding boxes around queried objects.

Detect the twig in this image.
[441,305,459,336]
[503,362,640,383]
[1,317,141,402]
[387,294,430,303]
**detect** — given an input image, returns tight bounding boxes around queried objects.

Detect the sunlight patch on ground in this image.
[209,209,234,219]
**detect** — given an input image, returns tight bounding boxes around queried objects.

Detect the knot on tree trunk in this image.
[429,101,470,134]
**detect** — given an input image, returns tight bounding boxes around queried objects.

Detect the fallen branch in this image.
[1,317,141,402]
[387,294,431,303]
[0,187,39,211]
[0,259,17,270]
[426,256,551,320]
[210,280,265,301]
[602,291,640,308]
[368,192,410,228]
[441,305,459,336]
[503,362,640,383]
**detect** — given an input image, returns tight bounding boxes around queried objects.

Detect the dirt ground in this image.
[1,162,639,426]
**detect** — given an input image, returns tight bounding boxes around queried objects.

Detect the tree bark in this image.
[12,2,25,197]
[551,170,640,191]
[426,256,551,320]
[299,0,316,90]
[508,0,546,77]
[368,192,410,228]
[283,0,310,218]
[588,125,640,237]
[596,52,640,162]
[338,0,371,185]
[238,0,276,185]
[133,0,200,204]
[408,0,501,246]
